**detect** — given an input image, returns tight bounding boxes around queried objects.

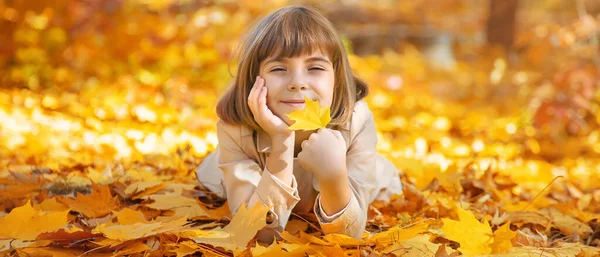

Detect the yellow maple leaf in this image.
[381,234,441,257]
[223,202,271,248]
[0,239,50,252]
[369,222,429,247]
[92,216,187,241]
[321,244,346,256]
[112,241,150,256]
[34,197,69,212]
[323,233,364,246]
[143,193,211,220]
[285,97,331,130]
[191,202,270,254]
[251,241,284,257]
[113,208,147,225]
[441,206,493,256]
[59,184,119,218]
[143,193,199,210]
[124,181,165,199]
[93,222,162,241]
[491,222,517,254]
[169,240,222,257]
[0,200,70,240]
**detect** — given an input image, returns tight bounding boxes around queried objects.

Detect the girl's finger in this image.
[248,77,259,99]
[258,86,269,117]
[247,79,257,110]
[248,77,263,114]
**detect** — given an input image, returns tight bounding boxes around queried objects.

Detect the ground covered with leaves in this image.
[1,1,600,256]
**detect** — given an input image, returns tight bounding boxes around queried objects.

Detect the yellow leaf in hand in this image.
[286,97,331,130]
[441,206,493,256]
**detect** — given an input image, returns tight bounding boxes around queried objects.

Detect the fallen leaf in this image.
[507,209,592,236]
[143,193,199,210]
[59,184,119,218]
[113,208,147,225]
[441,207,493,256]
[92,222,163,241]
[0,200,70,240]
[320,244,345,256]
[111,240,150,257]
[0,239,51,252]
[192,202,270,254]
[369,222,429,247]
[490,222,517,254]
[91,217,187,241]
[16,247,88,257]
[323,233,364,246]
[124,181,165,199]
[143,193,212,220]
[382,234,441,257]
[252,240,284,256]
[34,197,70,212]
[284,218,308,236]
[223,202,270,248]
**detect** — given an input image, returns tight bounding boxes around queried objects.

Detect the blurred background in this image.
[1,0,600,194]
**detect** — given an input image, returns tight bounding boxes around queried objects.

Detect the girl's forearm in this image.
[266,134,295,187]
[318,171,352,216]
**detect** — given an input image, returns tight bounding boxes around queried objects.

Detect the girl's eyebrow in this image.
[305,56,331,64]
[264,56,331,66]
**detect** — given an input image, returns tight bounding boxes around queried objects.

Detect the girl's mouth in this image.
[282,100,306,109]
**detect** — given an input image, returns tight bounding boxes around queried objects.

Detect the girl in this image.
[196,5,402,240]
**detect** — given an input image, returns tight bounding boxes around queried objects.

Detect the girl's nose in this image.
[287,83,308,91]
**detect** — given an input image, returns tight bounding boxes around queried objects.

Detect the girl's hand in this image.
[297,128,347,181]
[248,76,292,138]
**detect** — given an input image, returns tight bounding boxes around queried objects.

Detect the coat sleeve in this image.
[313,105,378,239]
[215,120,300,230]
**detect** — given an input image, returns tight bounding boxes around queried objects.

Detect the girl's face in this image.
[258,51,335,126]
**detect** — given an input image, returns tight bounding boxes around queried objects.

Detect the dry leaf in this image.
[382,234,441,257]
[441,207,493,256]
[191,202,270,254]
[59,184,119,218]
[113,208,147,225]
[92,217,187,241]
[0,200,70,240]
[370,222,429,247]
[490,222,517,254]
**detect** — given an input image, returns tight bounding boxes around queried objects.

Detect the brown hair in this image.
[216,5,368,131]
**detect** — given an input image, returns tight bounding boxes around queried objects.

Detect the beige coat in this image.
[196,100,402,239]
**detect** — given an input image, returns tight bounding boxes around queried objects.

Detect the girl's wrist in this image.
[269,133,294,153]
[270,131,294,146]
[316,165,347,183]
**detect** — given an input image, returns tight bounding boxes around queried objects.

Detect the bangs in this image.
[254,8,340,64]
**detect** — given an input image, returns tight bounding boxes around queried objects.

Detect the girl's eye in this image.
[309,67,325,71]
[271,68,286,72]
